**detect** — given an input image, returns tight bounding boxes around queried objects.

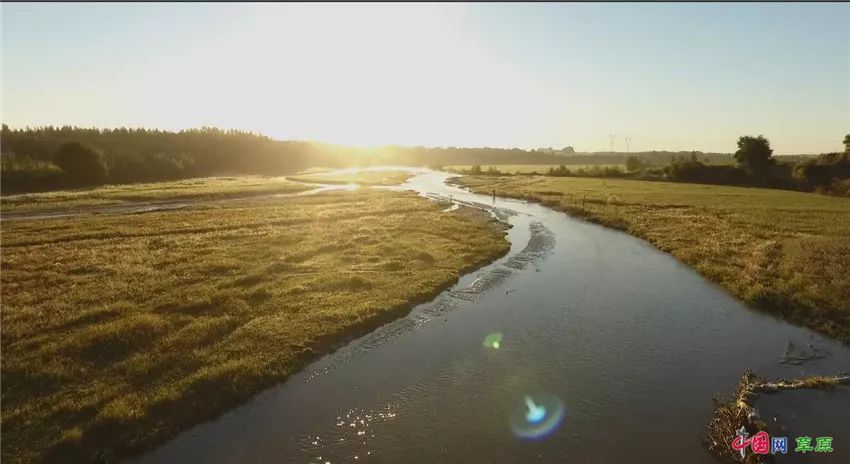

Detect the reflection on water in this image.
[300,405,399,464]
[136,168,850,464]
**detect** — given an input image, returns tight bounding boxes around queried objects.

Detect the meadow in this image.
[456,175,850,342]
[0,176,310,214]
[445,164,625,174]
[0,187,509,462]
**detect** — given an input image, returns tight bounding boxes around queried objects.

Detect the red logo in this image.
[731,428,770,457]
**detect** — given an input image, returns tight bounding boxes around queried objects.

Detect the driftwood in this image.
[705,371,848,463]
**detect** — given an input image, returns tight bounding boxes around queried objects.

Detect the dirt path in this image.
[0,183,349,221]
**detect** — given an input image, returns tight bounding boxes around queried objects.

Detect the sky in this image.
[2,3,849,154]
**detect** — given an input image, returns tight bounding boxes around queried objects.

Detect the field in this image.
[0,186,509,462]
[455,175,850,342]
[287,170,413,186]
[0,176,310,214]
[445,164,625,174]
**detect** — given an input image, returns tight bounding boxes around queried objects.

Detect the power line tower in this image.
[624,137,632,152]
[608,133,617,152]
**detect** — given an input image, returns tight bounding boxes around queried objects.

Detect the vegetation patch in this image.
[445,164,625,176]
[287,170,413,186]
[0,187,509,463]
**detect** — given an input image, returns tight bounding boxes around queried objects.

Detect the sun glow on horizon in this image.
[2,3,848,153]
[203,4,572,149]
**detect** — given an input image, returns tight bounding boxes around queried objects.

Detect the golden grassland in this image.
[0,189,509,463]
[287,170,413,186]
[456,175,850,342]
[445,164,625,174]
[0,176,310,214]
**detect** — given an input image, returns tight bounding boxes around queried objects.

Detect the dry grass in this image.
[0,188,509,463]
[456,175,850,342]
[0,176,310,214]
[287,170,413,186]
[706,371,766,464]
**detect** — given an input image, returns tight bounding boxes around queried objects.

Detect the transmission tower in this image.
[625,137,632,152]
[608,134,617,152]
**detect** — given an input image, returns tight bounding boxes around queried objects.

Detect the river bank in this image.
[453,175,850,344]
[0,184,510,463]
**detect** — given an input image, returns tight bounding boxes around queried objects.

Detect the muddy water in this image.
[135,170,850,463]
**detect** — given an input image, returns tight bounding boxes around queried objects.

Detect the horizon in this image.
[1,123,825,156]
[2,3,849,154]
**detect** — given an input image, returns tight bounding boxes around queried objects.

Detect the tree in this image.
[560,146,576,156]
[53,142,109,186]
[844,134,849,153]
[734,135,774,176]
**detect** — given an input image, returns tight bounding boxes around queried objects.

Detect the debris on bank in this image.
[705,370,850,463]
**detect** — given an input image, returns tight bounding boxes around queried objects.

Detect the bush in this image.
[665,156,750,185]
[547,165,570,176]
[820,179,850,197]
[792,152,850,191]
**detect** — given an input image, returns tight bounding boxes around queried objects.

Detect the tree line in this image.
[0,126,341,193]
[0,125,736,194]
[660,135,850,195]
[459,135,850,196]
[1,125,847,195]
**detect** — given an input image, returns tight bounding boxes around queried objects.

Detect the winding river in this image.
[135,169,849,463]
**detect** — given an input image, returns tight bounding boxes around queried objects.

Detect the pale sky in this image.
[2,3,849,153]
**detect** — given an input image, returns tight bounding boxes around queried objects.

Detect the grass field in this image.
[287,170,413,186]
[0,188,509,463]
[0,176,310,214]
[445,164,625,174]
[455,175,850,342]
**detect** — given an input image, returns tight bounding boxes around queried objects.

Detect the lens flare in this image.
[509,393,565,439]
[483,332,503,349]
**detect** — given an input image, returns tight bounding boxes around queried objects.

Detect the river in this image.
[135,169,849,463]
